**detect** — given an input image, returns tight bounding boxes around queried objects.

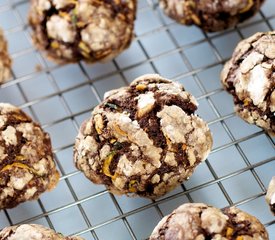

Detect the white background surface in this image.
[0,0,275,239]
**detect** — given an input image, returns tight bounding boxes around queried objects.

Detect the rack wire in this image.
[0,0,275,239]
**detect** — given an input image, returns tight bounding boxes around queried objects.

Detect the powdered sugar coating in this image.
[0,103,59,209]
[74,74,212,198]
[149,203,268,240]
[0,224,83,240]
[266,176,275,215]
[221,31,275,135]
[28,0,136,64]
[159,0,264,32]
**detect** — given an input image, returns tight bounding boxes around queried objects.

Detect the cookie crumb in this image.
[35,64,43,72]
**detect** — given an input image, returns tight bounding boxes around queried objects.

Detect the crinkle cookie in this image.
[159,0,265,32]
[149,203,269,240]
[221,31,275,135]
[74,74,212,199]
[28,0,136,64]
[0,103,59,209]
[266,176,275,215]
[0,28,11,84]
[0,224,83,240]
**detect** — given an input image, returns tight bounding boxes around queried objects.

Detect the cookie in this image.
[0,28,12,84]
[149,203,269,240]
[159,0,265,32]
[28,0,136,64]
[221,31,275,135]
[266,176,275,215]
[74,74,212,199]
[0,103,59,209]
[0,224,83,240]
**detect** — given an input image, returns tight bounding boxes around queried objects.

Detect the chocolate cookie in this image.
[159,0,265,32]
[28,0,136,64]
[0,224,83,240]
[149,203,269,240]
[74,74,212,199]
[266,176,275,215]
[0,28,11,84]
[221,31,275,135]
[0,103,59,209]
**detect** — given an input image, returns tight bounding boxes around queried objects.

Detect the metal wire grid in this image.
[0,0,275,239]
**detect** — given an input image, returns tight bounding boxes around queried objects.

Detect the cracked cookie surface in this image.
[0,103,59,209]
[159,0,265,32]
[0,28,11,84]
[74,74,212,198]
[0,224,83,240]
[28,0,136,64]
[221,31,275,135]
[149,203,268,240]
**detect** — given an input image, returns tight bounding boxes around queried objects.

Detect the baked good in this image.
[0,224,83,240]
[0,28,11,84]
[74,74,212,199]
[221,31,275,135]
[149,203,269,240]
[28,0,136,64]
[266,176,275,215]
[159,0,265,32]
[0,103,59,209]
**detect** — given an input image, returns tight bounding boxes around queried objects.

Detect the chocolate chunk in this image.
[159,0,265,32]
[221,31,275,135]
[0,224,83,240]
[149,203,269,240]
[0,28,11,84]
[28,0,137,64]
[0,103,59,209]
[74,74,212,199]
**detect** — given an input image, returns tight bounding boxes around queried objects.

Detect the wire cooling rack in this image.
[0,0,275,239]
